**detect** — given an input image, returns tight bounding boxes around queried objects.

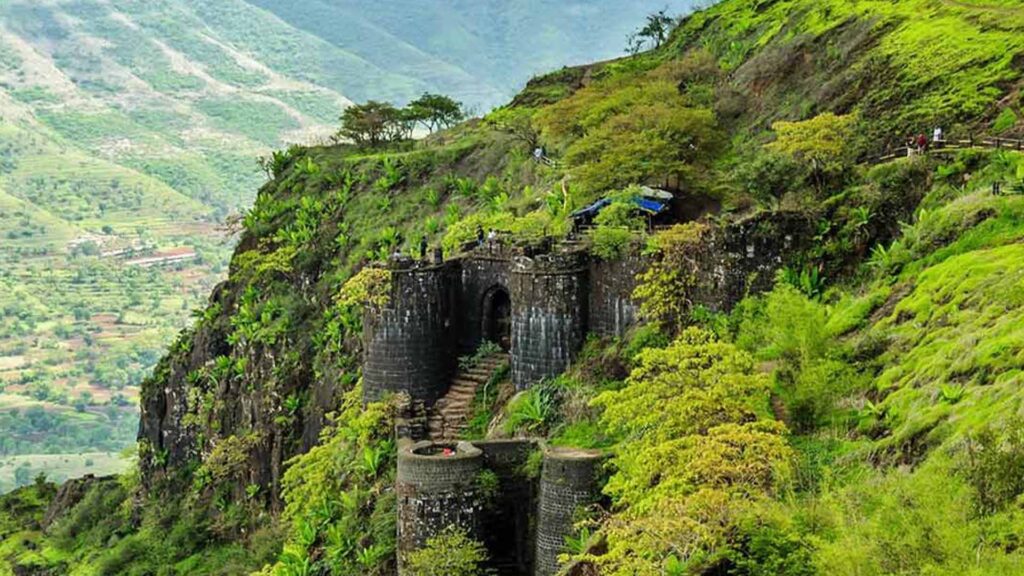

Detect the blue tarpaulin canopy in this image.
[571,196,668,220]
[634,197,667,214]
[570,198,612,219]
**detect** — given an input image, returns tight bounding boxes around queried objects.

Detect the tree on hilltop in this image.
[627,9,676,54]
[339,101,404,147]
[407,93,465,133]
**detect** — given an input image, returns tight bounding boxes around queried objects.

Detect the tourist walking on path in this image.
[419,236,428,260]
[476,225,484,247]
[917,133,928,153]
[933,127,944,148]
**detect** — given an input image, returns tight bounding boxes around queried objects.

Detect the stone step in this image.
[464,370,494,379]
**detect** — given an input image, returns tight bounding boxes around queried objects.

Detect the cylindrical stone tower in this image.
[363,259,455,405]
[510,253,588,389]
[397,441,485,574]
[534,447,605,576]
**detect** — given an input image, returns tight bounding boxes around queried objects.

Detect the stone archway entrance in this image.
[481,286,511,351]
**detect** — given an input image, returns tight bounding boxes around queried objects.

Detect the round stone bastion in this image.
[396,440,485,573]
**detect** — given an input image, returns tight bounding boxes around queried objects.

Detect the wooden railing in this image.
[875,136,1024,163]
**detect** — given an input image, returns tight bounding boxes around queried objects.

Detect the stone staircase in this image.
[428,351,509,441]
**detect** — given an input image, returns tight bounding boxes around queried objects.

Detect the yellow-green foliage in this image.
[535,68,722,196]
[440,209,564,255]
[588,329,791,574]
[405,527,489,576]
[633,222,711,331]
[337,268,393,310]
[588,195,647,260]
[811,456,1024,575]
[674,0,1024,126]
[767,113,856,165]
[874,242,1024,454]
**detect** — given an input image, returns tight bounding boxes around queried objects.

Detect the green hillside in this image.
[5,0,1024,574]
[0,0,675,475]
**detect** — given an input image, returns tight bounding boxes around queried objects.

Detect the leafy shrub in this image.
[504,387,557,435]
[633,222,711,332]
[993,107,1019,134]
[405,527,490,576]
[586,328,792,574]
[767,113,857,197]
[269,387,396,575]
[964,419,1024,514]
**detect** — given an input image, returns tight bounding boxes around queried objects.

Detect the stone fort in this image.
[362,212,814,576]
[362,240,645,406]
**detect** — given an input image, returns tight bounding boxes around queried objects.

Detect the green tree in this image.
[589,328,792,575]
[407,93,465,133]
[339,101,404,147]
[406,527,490,576]
[627,9,676,54]
[766,113,856,196]
[485,107,539,148]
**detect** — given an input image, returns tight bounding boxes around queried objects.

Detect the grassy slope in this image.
[3,0,1024,573]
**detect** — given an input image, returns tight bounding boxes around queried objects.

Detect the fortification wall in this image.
[691,211,815,311]
[534,448,605,576]
[363,260,458,406]
[457,246,512,353]
[396,441,485,573]
[510,253,588,389]
[474,440,540,574]
[587,251,645,338]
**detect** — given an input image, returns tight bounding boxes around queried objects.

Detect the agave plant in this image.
[563,526,593,555]
[940,384,967,404]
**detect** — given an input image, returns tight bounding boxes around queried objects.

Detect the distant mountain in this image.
[243,0,695,109]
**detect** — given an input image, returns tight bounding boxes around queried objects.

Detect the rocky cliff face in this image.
[135,131,530,505]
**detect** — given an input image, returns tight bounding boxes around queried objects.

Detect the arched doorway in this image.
[481,286,511,351]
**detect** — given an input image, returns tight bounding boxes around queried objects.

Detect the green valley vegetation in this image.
[3,0,1024,574]
[0,0,682,488]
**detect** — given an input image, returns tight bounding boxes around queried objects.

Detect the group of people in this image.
[476,224,498,246]
[391,226,498,264]
[907,127,945,156]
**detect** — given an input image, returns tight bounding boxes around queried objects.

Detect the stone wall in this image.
[396,441,485,573]
[457,247,512,353]
[363,259,458,406]
[587,252,645,338]
[509,253,588,390]
[691,211,815,311]
[534,448,606,576]
[363,212,813,406]
[474,440,539,574]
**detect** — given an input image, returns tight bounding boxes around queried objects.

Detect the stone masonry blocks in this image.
[510,253,588,390]
[397,441,485,574]
[534,447,605,576]
[363,260,456,406]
